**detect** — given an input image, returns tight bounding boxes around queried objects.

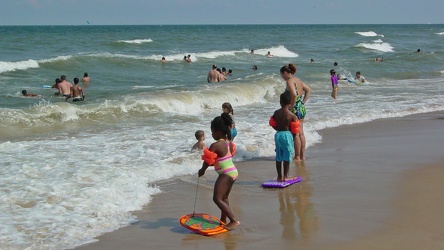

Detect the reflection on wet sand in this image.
[278,161,319,242]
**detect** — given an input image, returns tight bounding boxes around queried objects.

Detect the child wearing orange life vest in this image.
[269,91,300,182]
[198,113,240,230]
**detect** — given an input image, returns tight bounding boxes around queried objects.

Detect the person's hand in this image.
[198,168,205,177]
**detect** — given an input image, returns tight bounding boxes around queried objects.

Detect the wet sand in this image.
[75,111,444,250]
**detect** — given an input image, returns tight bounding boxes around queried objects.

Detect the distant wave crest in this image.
[117,39,153,44]
[356,40,394,52]
[355,31,384,37]
[435,32,444,36]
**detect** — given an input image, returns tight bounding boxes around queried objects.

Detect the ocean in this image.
[0,24,443,249]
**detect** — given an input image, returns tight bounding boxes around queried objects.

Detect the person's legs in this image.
[213,174,239,229]
[294,134,302,161]
[299,120,306,160]
[276,161,283,181]
[283,161,290,180]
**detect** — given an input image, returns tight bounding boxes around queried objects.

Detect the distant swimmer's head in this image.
[216,68,222,73]
[187,54,191,58]
[250,49,254,54]
[333,62,338,66]
[55,78,61,84]
[252,65,258,70]
[212,64,217,69]
[22,90,27,95]
[61,75,66,81]
[184,56,187,60]
[222,67,226,72]
[161,57,165,60]
[228,69,232,74]
[356,71,361,77]
[195,130,205,141]
[83,72,88,77]
[417,49,421,53]
[74,77,79,84]
[280,91,291,107]
[310,59,314,63]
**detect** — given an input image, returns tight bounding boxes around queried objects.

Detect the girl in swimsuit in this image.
[198,113,240,230]
[280,64,311,160]
[222,102,237,140]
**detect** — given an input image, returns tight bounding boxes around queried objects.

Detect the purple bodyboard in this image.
[262,176,302,188]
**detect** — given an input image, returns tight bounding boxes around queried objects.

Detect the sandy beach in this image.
[75,111,444,250]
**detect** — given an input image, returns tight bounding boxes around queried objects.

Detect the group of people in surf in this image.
[207,65,233,83]
[50,73,88,101]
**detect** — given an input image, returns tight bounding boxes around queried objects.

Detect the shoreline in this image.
[75,111,444,250]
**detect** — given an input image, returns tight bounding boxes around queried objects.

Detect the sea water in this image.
[0,24,443,249]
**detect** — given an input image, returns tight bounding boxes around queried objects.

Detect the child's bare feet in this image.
[223,221,240,230]
[284,176,298,181]
[277,177,284,182]
[293,156,301,161]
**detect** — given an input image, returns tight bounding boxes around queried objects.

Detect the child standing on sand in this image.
[269,92,300,181]
[330,69,338,99]
[198,113,240,230]
[222,102,237,140]
[191,130,206,151]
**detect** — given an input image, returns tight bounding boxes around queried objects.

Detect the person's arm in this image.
[81,87,85,100]
[301,82,311,104]
[199,143,217,176]
[286,80,297,108]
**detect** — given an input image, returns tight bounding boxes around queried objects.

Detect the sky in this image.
[0,0,443,25]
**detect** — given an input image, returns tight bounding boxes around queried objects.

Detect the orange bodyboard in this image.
[179,213,228,236]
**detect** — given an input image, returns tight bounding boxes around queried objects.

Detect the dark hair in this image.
[84,72,88,77]
[22,90,27,95]
[211,113,233,140]
[55,78,61,84]
[217,68,222,73]
[195,130,204,140]
[280,91,291,106]
[61,75,66,80]
[184,56,187,60]
[74,77,79,84]
[222,67,226,72]
[212,64,217,69]
[356,71,361,75]
[330,69,336,74]
[222,102,234,115]
[280,64,296,74]
[333,62,338,66]
[228,69,232,73]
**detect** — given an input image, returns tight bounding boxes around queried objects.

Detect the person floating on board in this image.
[191,130,206,152]
[330,69,338,99]
[355,71,366,83]
[269,91,300,182]
[198,113,240,230]
[65,78,85,102]
[22,90,38,97]
[222,102,237,141]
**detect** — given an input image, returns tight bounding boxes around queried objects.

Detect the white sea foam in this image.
[356,41,394,52]
[251,45,299,58]
[0,56,73,74]
[117,38,153,44]
[355,31,384,37]
[0,59,39,74]
[435,32,444,35]
[1,76,444,249]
